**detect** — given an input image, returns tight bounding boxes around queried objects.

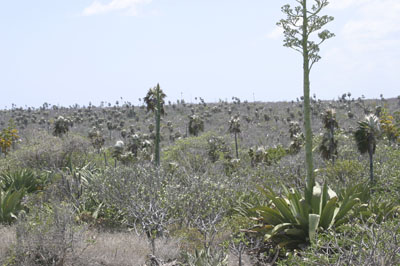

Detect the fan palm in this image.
[188,115,204,136]
[354,114,381,183]
[143,84,166,115]
[319,109,339,164]
[229,115,241,159]
[144,84,166,166]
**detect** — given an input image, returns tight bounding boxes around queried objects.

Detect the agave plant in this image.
[354,114,381,183]
[244,182,365,249]
[0,188,25,224]
[0,169,43,193]
[182,247,228,266]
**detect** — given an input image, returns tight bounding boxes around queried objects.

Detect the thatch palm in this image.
[319,109,338,164]
[143,85,166,115]
[188,115,204,136]
[354,114,381,183]
[229,115,241,159]
[144,84,166,166]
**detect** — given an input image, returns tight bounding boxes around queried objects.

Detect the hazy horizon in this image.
[1,0,399,108]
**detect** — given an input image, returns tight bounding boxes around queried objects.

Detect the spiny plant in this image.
[229,115,241,159]
[243,182,367,249]
[354,114,381,183]
[0,190,25,225]
[0,169,43,194]
[144,84,166,167]
[319,109,339,164]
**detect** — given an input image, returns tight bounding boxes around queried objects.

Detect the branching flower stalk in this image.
[278,0,335,204]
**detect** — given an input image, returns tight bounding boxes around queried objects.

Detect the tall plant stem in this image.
[302,0,314,204]
[155,84,161,167]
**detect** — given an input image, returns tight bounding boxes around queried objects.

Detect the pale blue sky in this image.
[1,0,399,108]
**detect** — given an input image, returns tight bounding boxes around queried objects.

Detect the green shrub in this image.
[12,131,90,170]
[163,132,220,173]
[13,202,87,265]
[277,220,400,265]
[319,159,363,183]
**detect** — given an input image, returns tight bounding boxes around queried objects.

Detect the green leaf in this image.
[335,198,360,224]
[253,206,285,225]
[319,197,338,229]
[308,214,320,244]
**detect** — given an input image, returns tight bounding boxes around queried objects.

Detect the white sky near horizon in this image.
[0,0,399,108]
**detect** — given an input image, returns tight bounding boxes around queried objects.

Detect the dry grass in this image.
[76,232,181,266]
[0,226,16,264]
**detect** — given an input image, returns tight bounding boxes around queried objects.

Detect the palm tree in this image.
[188,115,204,136]
[144,85,166,115]
[229,115,241,159]
[144,84,166,167]
[354,114,381,183]
[319,109,338,164]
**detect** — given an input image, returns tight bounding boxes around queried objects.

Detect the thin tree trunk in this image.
[330,122,335,165]
[369,148,374,183]
[155,85,161,167]
[234,132,239,159]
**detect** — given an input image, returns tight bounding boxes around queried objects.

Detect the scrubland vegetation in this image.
[0,93,399,265]
[1,1,399,265]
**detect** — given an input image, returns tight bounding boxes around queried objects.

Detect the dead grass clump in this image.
[78,232,180,266]
[0,226,16,265]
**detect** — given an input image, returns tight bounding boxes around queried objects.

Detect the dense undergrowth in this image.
[0,95,399,265]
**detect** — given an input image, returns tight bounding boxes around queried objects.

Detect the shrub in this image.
[163,132,216,173]
[13,202,87,266]
[12,131,90,170]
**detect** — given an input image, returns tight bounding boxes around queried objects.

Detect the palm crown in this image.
[143,85,166,115]
[354,114,381,154]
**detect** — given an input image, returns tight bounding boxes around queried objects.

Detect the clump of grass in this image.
[0,226,16,265]
[78,232,181,266]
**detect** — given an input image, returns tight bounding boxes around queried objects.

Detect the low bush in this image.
[12,131,90,170]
